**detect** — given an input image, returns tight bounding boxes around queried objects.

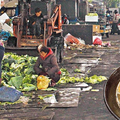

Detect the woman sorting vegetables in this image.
[34,45,61,87]
[0,40,4,85]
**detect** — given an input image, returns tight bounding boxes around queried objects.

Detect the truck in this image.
[5,0,64,63]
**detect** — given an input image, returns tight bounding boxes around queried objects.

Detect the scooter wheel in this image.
[106,33,109,38]
[101,33,104,36]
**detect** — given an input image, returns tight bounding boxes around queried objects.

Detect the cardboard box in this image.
[93,25,100,33]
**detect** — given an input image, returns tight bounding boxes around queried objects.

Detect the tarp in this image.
[0,86,23,102]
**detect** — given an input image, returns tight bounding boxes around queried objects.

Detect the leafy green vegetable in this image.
[84,75,107,84]
[74,69,81,73]
[2,53,38,91]
[22,83,36,91]
[8,76,23,89]
[38,94,53,100]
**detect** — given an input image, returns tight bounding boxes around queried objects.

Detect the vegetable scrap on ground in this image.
[0,53,107,104]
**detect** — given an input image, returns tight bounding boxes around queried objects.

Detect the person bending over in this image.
[34,45,61,87]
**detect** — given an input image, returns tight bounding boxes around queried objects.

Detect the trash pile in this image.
[64,33,111,49]
[64,33,92,50]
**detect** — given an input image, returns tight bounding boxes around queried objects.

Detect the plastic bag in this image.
[64,33,82,45]
[43,94,58,103]
[93,38,102,45]
[37,75,51,90]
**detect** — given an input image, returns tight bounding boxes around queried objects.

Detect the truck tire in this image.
[101,33,104,36]
[7,37,17,47]
[106,33,109,38]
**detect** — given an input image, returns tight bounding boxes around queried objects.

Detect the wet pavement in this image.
[1,34,120,120]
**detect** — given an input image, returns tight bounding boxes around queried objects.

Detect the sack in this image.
[0,86,23,102]
[37,75,51,90]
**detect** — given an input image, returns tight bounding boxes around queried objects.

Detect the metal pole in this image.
[43,21,46,46]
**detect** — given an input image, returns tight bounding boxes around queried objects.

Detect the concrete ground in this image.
[54,34,120,120]
[1,34,120,120]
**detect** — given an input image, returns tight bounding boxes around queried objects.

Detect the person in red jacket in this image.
[34,45,61,87]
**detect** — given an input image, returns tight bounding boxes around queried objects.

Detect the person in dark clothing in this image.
[0,6,6,15]
[111,10,120,34]
[0,40,4,85]
[106,8,111,21]
[34,45,61,87]
[106,8,111,14]
[0,0,6,15]
[62,14,69,24]
[29,8,44,38]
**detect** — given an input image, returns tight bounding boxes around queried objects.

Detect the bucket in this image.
[104,67,120,119]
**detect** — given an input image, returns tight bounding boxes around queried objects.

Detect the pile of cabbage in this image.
[1,53,107,91]
[2,53,38,91]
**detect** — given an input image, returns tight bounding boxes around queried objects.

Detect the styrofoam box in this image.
[93,36,102,43]
[85,15,98,22]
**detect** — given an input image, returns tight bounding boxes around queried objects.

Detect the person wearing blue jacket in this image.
[0,40,4,85]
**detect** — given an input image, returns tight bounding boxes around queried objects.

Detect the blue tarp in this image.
[0,86,23,102]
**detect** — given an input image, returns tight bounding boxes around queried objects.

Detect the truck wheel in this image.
[118,31,120,35]
[7,37,17,47]
[101,33,104,36]
[106,33,109,38]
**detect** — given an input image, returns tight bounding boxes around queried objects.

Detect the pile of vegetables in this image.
[87,13,98,16]
[1,53,107,91]
[2,53,38,91]
[57,68,84,84]
[58,68,107,84]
